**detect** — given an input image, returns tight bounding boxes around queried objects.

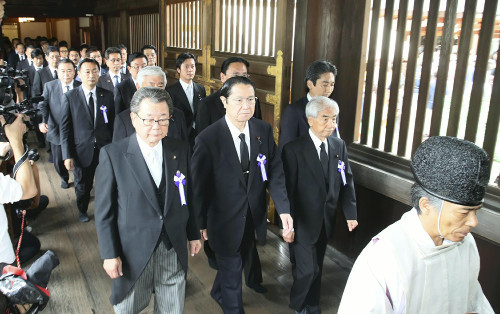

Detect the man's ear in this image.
[306,79,315,91]
[220,96,227,108]
[307,116,314,127]
[419,197,432,215]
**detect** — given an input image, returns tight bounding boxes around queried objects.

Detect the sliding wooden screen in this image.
[129,13,160,52]
[358,0,499,184]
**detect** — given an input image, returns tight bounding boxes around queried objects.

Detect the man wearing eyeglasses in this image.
[60,58,115,222]
[113,66,188,143]
[31,46,60,97]
[97,47,131,93]
[114,53,148,115]
[94,87,201,313]
[192,76,294,313]
[196,57,262,134]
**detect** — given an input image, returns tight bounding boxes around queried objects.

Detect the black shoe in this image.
[61,180,69,189]
[26,195,49,219]
[78,212,90,222]
[246,282,267,293]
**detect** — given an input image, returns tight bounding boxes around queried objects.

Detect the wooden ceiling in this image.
[5,0,95,18]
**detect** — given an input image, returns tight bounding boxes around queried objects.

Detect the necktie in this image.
[114,75,119,86]
[65,86,70,92]
[320,142,329,183]
[30,60,33,67]
[54,70,58,79]
[88,92,95,124]
[239,133,249,179]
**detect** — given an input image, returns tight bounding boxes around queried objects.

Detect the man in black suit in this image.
[192,76,294,313]
[39,59,81,189]
[281,96,358,314]
[116,44,130,76]
[86,46,107,77]
[31,46,60,97]
[60,58,115,222]
[95,87,201,312]
[279,61,339,149]
[196,57,262,134]
[114,52,147,115]
[97,47,130,93]
[166,52,206,147]
[68,47,81,66]
[141,44,158,66]
[7,42,26,69]
[113,66,188,142]
[15,45,33,72]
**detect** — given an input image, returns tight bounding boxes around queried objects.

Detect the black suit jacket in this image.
[16,58,30,72]
[94,135,200,305]
[192,117,290,255]
[282,134,357,244]
[7,53,23,70]
[112,107,188,143]
[27,66,39,88]
[279,96,339,148]
[97,72,130,94]
[114,78,137,115]
[39,80,81,145]
[60,86,115,167]
[32,66,56,97]
[166,81,206,131]
[196,89,263,134]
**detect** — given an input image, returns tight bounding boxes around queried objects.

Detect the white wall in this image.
[56,19,71,46]
[19,22,47,39]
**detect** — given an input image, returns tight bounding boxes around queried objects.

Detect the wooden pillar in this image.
[291,0,344,102]
[119,10,129,47]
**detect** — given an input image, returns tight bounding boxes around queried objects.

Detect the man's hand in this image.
[103,257,122,279]
[189,240,202,256]
[0,142,11,158]
[280,214,294,240]
[3,114,27,149]
[200,229,208,241]
[347,220,358,232]
[283,230,295,243]
[38,123,49,133]
[64,158,73,171]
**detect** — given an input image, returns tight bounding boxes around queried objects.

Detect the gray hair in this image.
[305,96,339,118]
[130,87,173,115]
[411,183,444,214]
[136,66,167,86]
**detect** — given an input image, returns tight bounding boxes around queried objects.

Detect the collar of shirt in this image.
[48,65,57,75]
[136,133,163,186]
[309,128,328,159]
[60,80,74,91]
[225,115,250,162]
[81,85,97,104]
[179,79,193,94]
[136,133,163,159]
[34,66,43,71]
[306,92,312,101]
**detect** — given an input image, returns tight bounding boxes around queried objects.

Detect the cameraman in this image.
[0,114,37,267]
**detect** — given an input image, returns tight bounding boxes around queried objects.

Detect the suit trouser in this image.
[212,208,256,314]
[49,142,69,183]
[113,241,185,314]
[289,224,328,311]
[73,147,99,214]
[204,237,263,285]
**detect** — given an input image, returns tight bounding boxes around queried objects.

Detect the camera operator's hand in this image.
[39,123,49,133]
[0,142,10,159]
[64,158,74,171]
[14,79,26,103]
[1,114,38,199]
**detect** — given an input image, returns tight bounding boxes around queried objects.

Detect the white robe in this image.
[338,208,493,314]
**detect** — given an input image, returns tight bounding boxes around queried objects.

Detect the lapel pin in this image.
[257,136,261,144]
[335,154,339,158]
[173,155,177,160]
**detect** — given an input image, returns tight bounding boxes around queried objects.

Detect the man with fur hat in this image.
[338,136,493,313]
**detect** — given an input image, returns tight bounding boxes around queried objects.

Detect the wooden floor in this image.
[23,144,350,314]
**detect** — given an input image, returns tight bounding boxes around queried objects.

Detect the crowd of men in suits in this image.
[5,36,359,313]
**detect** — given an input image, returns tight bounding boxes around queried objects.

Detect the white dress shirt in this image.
[61,80,75,93]
[0,173,23,264]
[136,134,163,187]
[225,115,250,163]
[179,79,194,110]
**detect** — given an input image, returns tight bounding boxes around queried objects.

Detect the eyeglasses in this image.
[227,96,257,106]
[108,58,122,63]
[227,73,250,78]
[135,112,170,126]
[129,65,146,70]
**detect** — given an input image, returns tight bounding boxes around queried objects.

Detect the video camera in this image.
[0,96,44,143]
[0,65,29,92]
